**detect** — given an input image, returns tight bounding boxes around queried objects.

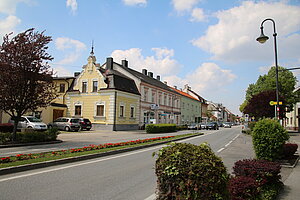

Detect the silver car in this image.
[48,117,80,132]
[9,116,48,131]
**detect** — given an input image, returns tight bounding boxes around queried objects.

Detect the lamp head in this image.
[256,26,269,44]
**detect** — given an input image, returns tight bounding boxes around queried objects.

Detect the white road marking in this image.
[217,148,225,152]
[0,133,211,182]
[144,193,156,200]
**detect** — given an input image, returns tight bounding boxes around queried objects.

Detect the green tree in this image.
[245,66,297,108]
[239,100,248,113]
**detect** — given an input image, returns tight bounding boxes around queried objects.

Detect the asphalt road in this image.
[0,126,241,200]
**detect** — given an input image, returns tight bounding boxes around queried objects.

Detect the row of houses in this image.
[0,50,236,131]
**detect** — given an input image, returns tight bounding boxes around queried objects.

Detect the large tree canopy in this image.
[241,66,297,115]
[0,28,56,141]
[245,66,297,105]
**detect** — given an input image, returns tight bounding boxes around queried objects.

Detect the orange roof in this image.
[170,87,200,102]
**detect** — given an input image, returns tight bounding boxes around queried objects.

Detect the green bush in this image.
[154,142,230,200]
[252,118,289,161]
[0,132,12,144]
[16,128,60,143]
[176,125,187,130]
[146,124,176,133]
[248,121,257,131]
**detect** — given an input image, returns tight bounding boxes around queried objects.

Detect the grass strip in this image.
[0,132,203,168]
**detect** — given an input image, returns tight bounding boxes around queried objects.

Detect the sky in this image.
[0,0,300,116]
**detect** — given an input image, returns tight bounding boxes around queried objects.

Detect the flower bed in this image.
[0,136,174,164]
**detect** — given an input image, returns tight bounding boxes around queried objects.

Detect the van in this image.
[9,116,48,131]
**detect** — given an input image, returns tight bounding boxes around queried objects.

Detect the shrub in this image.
[0,132,12,144]
[229,176,259,200]
[248,121,256,131]
[282,143,298,158]
[0,123,13,133]
[176,125,187,130]
[146,124,176,133]
[16,128,60,143]
[154,142,229,200]
[233,159,281,186]
[252,118,289,161]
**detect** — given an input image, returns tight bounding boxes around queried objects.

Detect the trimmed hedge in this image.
[0,128,60,144]
[252,118,289,161]
[233,159,281,186]
[154,142,230,200]
[230,159,282,200]
[0,123,13,133]
[229,176,259,200]
[146,124,177,133]
[282,143,298,158]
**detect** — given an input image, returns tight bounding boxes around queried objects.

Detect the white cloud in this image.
[0,15,21,39]
[122,0,147,6]
[192,1,300,63]
[172,0,201,12]
[66,0,77,14]
[55,37,86,65]
[190,7,206,22]
[164,62,236,95]
[111,47,181,76]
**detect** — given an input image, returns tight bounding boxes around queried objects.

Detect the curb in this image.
[0,140,63,148]
[0,134,201,175]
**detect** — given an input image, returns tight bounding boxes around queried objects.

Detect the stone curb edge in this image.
[0,134,202,175]
[0,140,63,148]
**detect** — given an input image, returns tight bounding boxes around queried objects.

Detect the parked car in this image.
[223,122,232,128]
[206,122,219,130]
[188,123,199,130]
[48,117,80,132]
[199,122,207,130]
[78,118,92,131]
[9,116,47,131]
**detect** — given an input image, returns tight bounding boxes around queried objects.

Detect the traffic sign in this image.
[269,101,282,106]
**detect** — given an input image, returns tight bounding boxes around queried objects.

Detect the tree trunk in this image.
[12,120,18,142]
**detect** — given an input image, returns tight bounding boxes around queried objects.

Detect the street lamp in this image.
[256,18,279,119]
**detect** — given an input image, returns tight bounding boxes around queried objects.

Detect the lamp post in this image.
[256,18,279,119]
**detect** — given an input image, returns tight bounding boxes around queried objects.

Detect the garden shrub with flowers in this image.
[0,136,176,165]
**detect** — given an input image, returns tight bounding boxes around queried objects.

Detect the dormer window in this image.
[92,81,98,92]
[59,83,65,93]
[82,81,87,93]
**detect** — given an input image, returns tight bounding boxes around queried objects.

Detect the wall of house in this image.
[285,102,300,131]
[180,96,201,125]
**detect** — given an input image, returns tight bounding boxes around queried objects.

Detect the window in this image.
[92,81,98,92]
[96,105,104,116]
[59,83,65,93]
[168,96,171,106]
[164,95,166,105]
[158,94,161,105]
[82,82,87,93]
[75,105,81,116]
[144,90,148,102]
[152,92,156,103]
[130,107,134,118]
[120,105,124,117]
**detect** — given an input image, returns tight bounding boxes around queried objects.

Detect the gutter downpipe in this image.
[113,91,117,131]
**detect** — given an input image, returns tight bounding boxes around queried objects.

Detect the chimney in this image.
[164,81,167,85]
[122,59,128,68]
[156,75,160,81]
[148,72,153,78]
[142,69,147,75]
[106,57,113,70]
[74,72,80,77]
[174,85,177,89]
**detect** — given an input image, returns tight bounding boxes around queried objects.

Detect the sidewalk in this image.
[218,133,300,200]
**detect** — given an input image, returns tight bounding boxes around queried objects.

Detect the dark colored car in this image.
[206,122,219,130]
[78,118,92,131]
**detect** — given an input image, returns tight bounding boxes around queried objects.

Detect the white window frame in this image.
[82,80,88,93]
[95,102,105,117]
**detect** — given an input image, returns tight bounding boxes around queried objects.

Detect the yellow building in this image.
[1,51,141,131]
[64,51,140,130]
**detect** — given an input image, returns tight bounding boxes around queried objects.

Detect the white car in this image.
[9,116,48,131]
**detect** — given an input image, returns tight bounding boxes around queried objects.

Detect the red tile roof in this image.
[170,87,200,102]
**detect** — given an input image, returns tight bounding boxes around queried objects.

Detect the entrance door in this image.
[53,109,64,121]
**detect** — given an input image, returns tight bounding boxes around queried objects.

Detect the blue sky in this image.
[1,0,300,115]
